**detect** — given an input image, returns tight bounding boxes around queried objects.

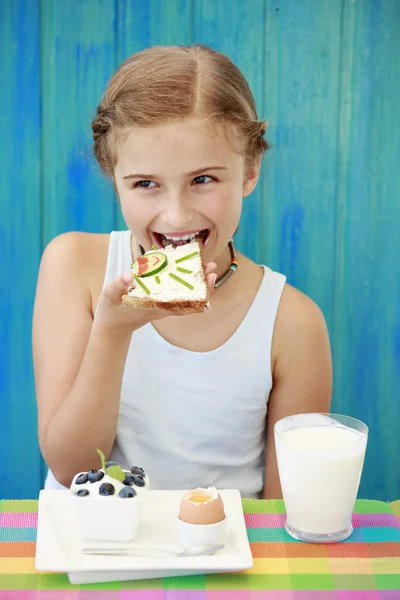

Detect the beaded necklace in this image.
[214,239,238,288]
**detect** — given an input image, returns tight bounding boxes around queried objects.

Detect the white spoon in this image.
[80,543,224,558]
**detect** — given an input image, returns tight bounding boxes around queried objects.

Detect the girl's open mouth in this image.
[153,229,210,249]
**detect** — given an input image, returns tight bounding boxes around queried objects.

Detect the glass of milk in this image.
[274,413,368,543]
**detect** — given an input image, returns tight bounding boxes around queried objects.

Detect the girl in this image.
[33,44,332,499]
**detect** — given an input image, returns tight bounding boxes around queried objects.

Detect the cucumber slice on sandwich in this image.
[131,251,168,278]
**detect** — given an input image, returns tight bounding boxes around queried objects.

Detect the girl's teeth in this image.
[155,230,207,248]
[163,232,200,242]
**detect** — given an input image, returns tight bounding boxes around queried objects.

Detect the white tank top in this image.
[45,230,286,498]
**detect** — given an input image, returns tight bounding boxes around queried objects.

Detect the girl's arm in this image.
[262,285,332,499]
[33,232,135,487]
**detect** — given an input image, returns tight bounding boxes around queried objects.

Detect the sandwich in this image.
[122,241,209,313]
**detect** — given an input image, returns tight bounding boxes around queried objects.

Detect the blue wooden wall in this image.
[1,0,399,501]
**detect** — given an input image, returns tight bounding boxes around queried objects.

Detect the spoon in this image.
[80,543,224,558]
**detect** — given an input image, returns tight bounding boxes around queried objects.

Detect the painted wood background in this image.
[1,0,399,501]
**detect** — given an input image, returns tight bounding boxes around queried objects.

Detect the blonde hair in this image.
[92,44,270,176]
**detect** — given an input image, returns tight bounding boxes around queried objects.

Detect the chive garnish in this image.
[177,267,193,274]
[155,275,161,284]
[175,251,199,264]
[169,273,194,290]
[152,245,158,250]
[134,274,151,294]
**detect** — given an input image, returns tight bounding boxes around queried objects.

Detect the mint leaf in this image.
[96,448,106,471]
[106,464,126,483]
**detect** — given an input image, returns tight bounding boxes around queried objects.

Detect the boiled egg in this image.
[178,486,225,525]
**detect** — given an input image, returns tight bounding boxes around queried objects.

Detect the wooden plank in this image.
[0,0,42,498]
[118,0,192,53]
[192,0,266,264]
[40,0,117,246]
[115,0,192,229]
[262,0,342,331]
[333,0,400,501]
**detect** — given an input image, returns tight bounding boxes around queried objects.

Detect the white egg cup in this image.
[69,494,143,542]
[178,516,227,549]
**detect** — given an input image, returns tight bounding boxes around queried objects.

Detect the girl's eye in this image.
[134,180,157,189]
[193,175,214,185]
[133,176,214,189]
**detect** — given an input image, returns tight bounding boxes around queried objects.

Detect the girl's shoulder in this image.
[240,253,329,373]
[41,231,110,275]
[277,283,326,337]
[45,229,109,254]
[243,252,325,341]
[39,231,111,315]
[272,281,330,373]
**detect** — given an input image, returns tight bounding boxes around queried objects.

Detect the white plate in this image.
[35,489,253,584]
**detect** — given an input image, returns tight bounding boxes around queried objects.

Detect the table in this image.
[1,498,399,598]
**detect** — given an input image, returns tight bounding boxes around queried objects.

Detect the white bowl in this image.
[69,494,143,542]
[178,516,227,549]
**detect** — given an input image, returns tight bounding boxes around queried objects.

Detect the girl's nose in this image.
[163,193,194,229]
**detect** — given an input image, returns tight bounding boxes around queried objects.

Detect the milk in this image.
[275,420,367,537]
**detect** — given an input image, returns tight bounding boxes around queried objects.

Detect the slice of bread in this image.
[122,241,209,313]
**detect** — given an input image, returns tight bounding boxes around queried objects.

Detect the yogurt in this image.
[70,468,149,498]
[69,464,149,542]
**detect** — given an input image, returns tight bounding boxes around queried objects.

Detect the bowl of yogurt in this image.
[68,449,149,542]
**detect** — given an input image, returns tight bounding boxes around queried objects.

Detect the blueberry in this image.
[99,482,115,496]
[88,469,105,483]
[105,460,118,468]
[75,473,88,485]
[130,466,145,477]
[119,486,137,498]
[132,474,145,487]
[75,489,90,497]
[122,472,135,486]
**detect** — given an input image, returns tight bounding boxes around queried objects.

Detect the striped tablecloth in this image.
[0,498,399,598]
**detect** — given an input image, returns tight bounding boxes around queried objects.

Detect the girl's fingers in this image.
[207,272,217,294]
[205,262,217,276]
[106,272,134,303]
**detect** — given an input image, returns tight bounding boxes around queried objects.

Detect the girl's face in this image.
[113,118,260,262]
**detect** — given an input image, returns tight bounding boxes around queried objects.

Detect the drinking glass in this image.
[274,413,368,543]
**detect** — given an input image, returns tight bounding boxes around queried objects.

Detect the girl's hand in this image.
[94,262,217,333]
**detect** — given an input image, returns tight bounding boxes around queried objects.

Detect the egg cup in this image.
[69,494,143,542]
[178,515,227,549]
